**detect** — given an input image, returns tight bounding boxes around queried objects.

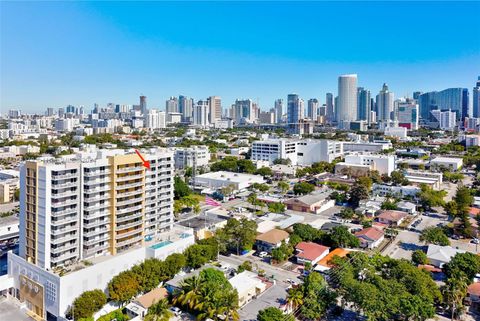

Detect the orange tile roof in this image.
[468,282,480,296]
[135,287,168,309]
[255,229,289,244]
[317,248,350,268]
[355,227,384,241]
[469,207,480,216]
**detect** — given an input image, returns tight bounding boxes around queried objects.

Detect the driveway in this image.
[238,284,288,321]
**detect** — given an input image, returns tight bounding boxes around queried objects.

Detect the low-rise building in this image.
[228,271,267,307]
[396,201,417,215]
[295,242,329,265]
[284,193,335,214]
[195,171,265,192]
[337,154,395,176]
[173,146,211,170]
[404,170,443,190]
[430,157,463,171]
[354,227,385,249]
[255,229,290,253]
[314,248,350,272]
[372,183,420,198]
[125,287,168,320]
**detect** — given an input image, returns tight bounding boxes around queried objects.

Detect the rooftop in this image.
[295,242,329,261]
[317,248,350,269]
[196,171,264,183]
[355,227,384,241]
[255,228,289,244]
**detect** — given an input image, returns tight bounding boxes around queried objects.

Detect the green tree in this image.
[216,218,258,255]
[418,184,446,210]
[237,261,253,273]
[174,176,191,199]
[292,223,323,242]
[329,226,360,248]
[349,183,369,207]
[267,202,285,213]
[107,270,140,304]
[69,289,107,321]
[411,250,428,266]
[390,170,409,186]
[381,199,397,210]
[339,207,355,220]
[453,186,473,215]
[144,299,173,321]
[293,181,315,195]
[257,307,293,321]
[271,240,293,263]
[442,276,468,321]
[357,176,373,191]
[420,227,450,246]
[277,181,290,194]
[256,167,273,177]
[443,252,480,282]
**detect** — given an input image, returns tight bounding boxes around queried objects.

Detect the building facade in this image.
[336,74,358,126]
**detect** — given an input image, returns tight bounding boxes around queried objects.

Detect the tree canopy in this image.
[293,181,315,195]
[419,227,450,246]
[69,289,107,321]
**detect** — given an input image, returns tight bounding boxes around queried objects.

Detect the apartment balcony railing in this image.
[83,243,109,257]
[115,227,143,239]
[52,199,78,208]
[84,185,110,194]
[83,235,110,246]
[116,166,144,174]
[116,235,143,248]
[84,202,110,211]
[116,196,143,207]
[51,233,77,245]
[116,173,144,182]
[116,189,143,198]
[51,216,77,226]
[52,173,78,180]
[52,207,78,217]
[84,170,111,177]
[84,178,111,185]
[52,224,78,235]
[51,250,78,263]
[52,181,78,189]
[115,181,144,191]
[116,211,143,223]
[83,227,110,238]
[116,219,142,231]
[51,242,78,254]
[83,218,110,229]
[116,204,143,215]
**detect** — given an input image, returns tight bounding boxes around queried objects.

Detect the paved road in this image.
[0,297,34,321]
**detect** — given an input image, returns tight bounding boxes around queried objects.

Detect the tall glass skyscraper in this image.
[326,93,334,122]
[287,94,304,124]
[376,83,394,122]
[357,87,371,121]
[418,88,469,120]
[473,77,480,118]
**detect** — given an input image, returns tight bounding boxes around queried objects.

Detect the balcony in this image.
[116,189,144,198]
[52,224,78,235]
[51,216,77,226]
[52,173,78,180]
[52,181,78,189]
[83,235,110,246]
[83,227,110,238]
[52,207,78,217]
[116,204,143,215]
[115,181,144,190]
[116,235,143,248]
[84,177,111,185]
[51,242,78,254]
[116,211,143,223]
[85,185,110,194]
[116,166,144,174]
[84,201,110,211]
[52,199,78,208]
[52,190,77,198]
[116,173,144,182]
[116,196,143,207]
[51,233,77,245]
[84,170,111,177]
[83,243,109,257]
[51,250,78,263]
[115,227,143,239]
[83,218,110,229]
[116,219,142,231]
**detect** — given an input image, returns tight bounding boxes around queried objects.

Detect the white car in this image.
[169,307,182,316]
[471,238,479,244]
[258,251,268,258]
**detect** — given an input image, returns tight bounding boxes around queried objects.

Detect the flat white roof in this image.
[228,271,263,294]
[196,171,264,183]
[431,157,463,164]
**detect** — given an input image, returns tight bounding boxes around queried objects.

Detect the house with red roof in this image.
[377,210,408,226]
[354,227,385,249]
[467,282,480,312]
[294,242,329,265]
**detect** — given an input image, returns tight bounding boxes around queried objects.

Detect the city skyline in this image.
[1,1,479,112]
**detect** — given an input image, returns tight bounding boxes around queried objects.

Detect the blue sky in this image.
[1,1,479,113]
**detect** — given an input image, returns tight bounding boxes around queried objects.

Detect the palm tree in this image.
[247,192,258,211]
[193,204,201,215]
[286,287,304,311]
[174,276,202,310]
[442,276,468,321]
[144,299,173,321]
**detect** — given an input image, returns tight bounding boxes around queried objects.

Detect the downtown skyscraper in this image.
[336,74,358,126]
[473,77,480,118]
[287,94,304,125]
[376,83,394,122]
[357,87,371,121]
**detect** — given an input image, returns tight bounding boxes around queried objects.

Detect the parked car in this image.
[258,251,268,258]
[471,238,479,244]
[169,307,182,316]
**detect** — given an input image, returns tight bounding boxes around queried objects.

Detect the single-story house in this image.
[396,201,417,215]
[314,248,350,272]
[354,227,385,249]
[295,242,329,265]
[377,210,408,226]
[125,287,168,320]
[177,213,229,240]
[255,228,290,253]
[356,196,385,217]
[467,282,480,312]
[284,193,335,214]
[430,157,463,171]
[426,244,466,268]
[228,271,267,307]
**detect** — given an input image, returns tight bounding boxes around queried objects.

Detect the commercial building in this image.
[233,99,255,124]
[228,271,267,307]
[357,87,371,121]
[207,96,222,123]
[474,77,480,118]
[372,184,420,198]
[284,193,335,214]
[173,146,210,170]
[193,100,209,128]
[431,109,457,130]
[326,93,334,123]
[419,88,469,121]
[251,138,343,165]
[395,98,419,130]
[195,171,265,192]
[342,141,392,153]
[336,74,358,126]
[404,170,443,190]
[307,98,319,121]
[145,109,166,130]
[336,154,395,176]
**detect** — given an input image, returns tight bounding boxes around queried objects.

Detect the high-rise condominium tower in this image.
[274,99,284,123]
[207,96,222,123]
[307,98,319,120]
[326,93,334,122]
[474,77,480,118]
[19,149,174,270]
[336,74,358,124]
[287,94,304,125]
[376,83,394,122]
[140,96,147,114]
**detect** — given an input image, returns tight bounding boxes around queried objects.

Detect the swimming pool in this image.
[150,240,173,249]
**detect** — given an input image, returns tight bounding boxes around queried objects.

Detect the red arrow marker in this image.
[134,150,151,169]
